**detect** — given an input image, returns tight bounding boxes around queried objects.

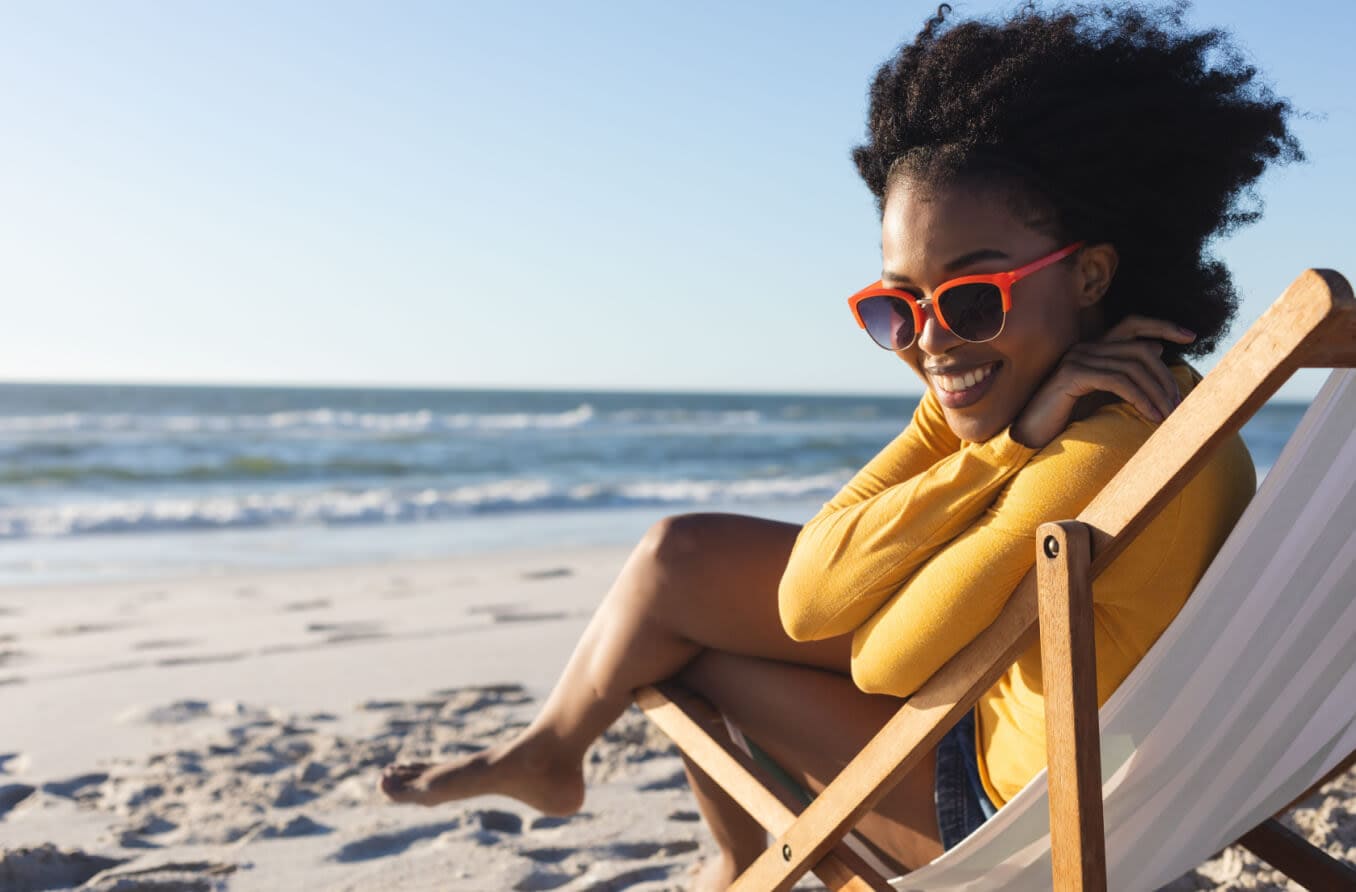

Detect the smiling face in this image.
[881,176,1102,443]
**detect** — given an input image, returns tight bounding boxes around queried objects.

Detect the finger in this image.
[1070,354,1174,421]
[1069,339,1180,406]
[1101,314,1197,346]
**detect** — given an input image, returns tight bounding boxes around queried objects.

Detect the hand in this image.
[1010,316,1196,449]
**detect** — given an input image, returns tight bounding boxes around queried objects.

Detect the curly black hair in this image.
[851,1,1303,356]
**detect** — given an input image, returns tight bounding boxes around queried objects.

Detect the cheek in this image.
[895,347,927,382]
[1007,297,1083,371]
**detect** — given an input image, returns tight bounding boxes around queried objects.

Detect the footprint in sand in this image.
[638,769,690,792]
[471,809,523,835]
[155,652,246,667]
[521,567,573,581]
[0,752,30,774]
[433,684,534,717]
[528,813,592,831]
[580,864,675,890]
[254,814,332,839]
[326,819,464,863]
[0,846,126,890]
[0,783,35,817]
[358,698,405,711]
[606,840,700,859]
[41,772,109,799]
[49,622,119,637]
[131,638,198,651]
[306,621,388,644]
[513,870,576,891]
[467,603,570,624]
[84,860,238,888]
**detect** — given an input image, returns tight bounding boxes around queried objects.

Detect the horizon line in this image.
[0,375,928,401]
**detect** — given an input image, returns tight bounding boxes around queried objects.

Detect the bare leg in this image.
[379,513,851,815]
[678,650,944,877]
[679,751,773,892]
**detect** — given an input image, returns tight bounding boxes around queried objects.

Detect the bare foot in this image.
[378,741,585,816]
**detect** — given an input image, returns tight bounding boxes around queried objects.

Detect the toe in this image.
[379,763,426,796]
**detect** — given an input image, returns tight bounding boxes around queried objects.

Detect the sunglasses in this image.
[847,241,1086,351]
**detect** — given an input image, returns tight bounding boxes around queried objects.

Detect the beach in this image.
[0,544,718,891]
[1,543,1351,891]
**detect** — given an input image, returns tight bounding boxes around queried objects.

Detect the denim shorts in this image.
[934,710,999,850]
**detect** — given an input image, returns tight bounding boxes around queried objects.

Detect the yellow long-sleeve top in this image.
[779,365,1255,806]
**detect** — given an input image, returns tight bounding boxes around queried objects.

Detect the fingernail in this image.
[1178,326,1196,339]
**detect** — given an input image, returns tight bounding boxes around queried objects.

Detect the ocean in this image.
[0,382,1310,586]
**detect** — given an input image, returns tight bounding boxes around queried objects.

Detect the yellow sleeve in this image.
[849,404,1152,696]
[779,391,1034,642]
[816,389,962,512]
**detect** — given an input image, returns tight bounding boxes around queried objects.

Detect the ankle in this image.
[506,728,586,776]
[689,850,748,892]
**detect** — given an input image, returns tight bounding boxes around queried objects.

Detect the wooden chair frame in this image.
[636,269,1356,891]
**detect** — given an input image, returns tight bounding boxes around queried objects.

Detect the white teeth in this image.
[933,363,996,393]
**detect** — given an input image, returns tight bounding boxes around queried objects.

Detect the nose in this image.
[914,300,961,356]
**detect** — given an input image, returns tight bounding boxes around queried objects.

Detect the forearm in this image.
[779,428,1035,641]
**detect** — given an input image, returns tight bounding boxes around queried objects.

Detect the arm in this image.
[848,405,1152,696]
[785,316,1192,647]
[814,389,962,513]
[779,394,1035,642]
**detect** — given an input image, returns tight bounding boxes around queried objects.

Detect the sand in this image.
[0,545,1350,890]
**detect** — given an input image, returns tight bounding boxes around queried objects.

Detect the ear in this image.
[1073,242,1118,308]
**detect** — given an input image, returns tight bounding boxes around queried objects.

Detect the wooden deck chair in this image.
[636,268,1356,891]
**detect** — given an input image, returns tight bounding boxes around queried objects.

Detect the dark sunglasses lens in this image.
[939,283,1005,342]
[858,296,916,350]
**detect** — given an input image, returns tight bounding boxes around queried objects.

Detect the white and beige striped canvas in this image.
[894,368,1356,890]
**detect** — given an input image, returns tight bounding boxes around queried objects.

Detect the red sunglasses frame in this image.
[847,241,1086,350]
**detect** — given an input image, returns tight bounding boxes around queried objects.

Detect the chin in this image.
[942,408,1006,444]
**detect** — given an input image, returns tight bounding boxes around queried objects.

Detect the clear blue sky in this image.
[1,1,1350,398]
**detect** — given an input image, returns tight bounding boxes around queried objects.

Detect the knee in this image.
[639,512,712,572]
[625,513,717,623]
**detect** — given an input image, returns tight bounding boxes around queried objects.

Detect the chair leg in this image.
[1237,818,1356,889]
[1036,521,1107,892]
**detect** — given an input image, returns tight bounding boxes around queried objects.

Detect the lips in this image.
[928,361,1001,409]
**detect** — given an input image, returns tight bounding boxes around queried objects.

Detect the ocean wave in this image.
[0,472,847,539]
[0,403,813,439]
[0,405,599,436]
[0,455,447,485]
[610,408,764,426]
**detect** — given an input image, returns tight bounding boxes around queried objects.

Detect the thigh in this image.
[641,512,853,675]
[678,649,944,872]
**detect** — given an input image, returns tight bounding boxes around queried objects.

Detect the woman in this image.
[381,3,1301,885]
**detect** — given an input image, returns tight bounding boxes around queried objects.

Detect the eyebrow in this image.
[882,248,1010,285]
